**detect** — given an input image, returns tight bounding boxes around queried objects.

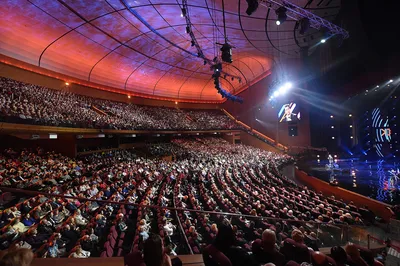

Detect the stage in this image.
[300,158,400,205]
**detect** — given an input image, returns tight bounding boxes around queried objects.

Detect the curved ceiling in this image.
[0,0,341,102]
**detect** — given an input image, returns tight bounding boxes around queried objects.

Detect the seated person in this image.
[21,214,35,227]
[345,244,369,266]
[330,246,348,266]
[12,218,29,233]
[50,209,65,226]
[74,210,87,226]
[163,221,176,237]
[70,246,90,258]
[0,248,33,266]
[125,233,175,266]
[209,220,257,266]
[25,228,50,249]
[252,229,285,266]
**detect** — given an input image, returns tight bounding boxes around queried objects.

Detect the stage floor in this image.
[302,159,400,205]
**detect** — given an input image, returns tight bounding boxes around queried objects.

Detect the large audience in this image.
[0,77,238,131]
[0,137,390,266]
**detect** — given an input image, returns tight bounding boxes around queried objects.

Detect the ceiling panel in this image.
[0,0,343,102]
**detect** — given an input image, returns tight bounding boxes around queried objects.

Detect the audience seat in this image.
[203,244,232,266]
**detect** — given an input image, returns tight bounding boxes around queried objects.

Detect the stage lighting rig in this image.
[220,42,233,63]
[257,0,349,40]
[275,7,287,25]
[246,0,259,15]
[299,18,310,35]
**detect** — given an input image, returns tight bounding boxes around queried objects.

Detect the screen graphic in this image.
[372,108,391,157]
[278,102,301,122]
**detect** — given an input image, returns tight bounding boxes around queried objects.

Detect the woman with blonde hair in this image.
[0,248,33,266]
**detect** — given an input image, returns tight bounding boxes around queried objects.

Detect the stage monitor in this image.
[278,102,301,123]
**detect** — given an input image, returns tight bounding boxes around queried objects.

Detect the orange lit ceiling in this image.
[0,0,341,102]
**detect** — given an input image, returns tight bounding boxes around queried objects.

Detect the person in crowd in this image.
[212,220,257,266]
[163,221,176,237]
[125,234,178,266]
[345,244,369,266]
[20,201,32,215]
[330,246,348,266]
[0,248,33,266]
[37,218,54,235]
[61,224,80,252]
[12,218,29,233]
[74,210,87,227]
[21,214,35,227]
[25,229,49,249]
[69,246,90,258]
[252,229,285,266]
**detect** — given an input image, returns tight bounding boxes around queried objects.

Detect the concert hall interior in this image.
[0,0,399,266]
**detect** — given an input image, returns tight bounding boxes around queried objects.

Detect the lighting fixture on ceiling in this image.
[181,8,186,17]
[220,43,233,63]
[275,7,287,26]
[299,18,310,35]
[246,0,259,16]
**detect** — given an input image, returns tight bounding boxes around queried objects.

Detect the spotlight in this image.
[246,0,259,16]
[299,18,310,35]
[376,85,379,88]
[275,7,287,26]
[175,101,178,105]
[331,126,334,129]
[273,90,280,97]
[349,114,352,117]
[279,82,292,94]
[65,82,70,86]
[389,79,393,83]
[330,115,334,118]
[128,95,131,99]
[320,39,326,43]
[350,125,353,128]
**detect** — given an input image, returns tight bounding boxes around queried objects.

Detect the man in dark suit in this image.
[20,201,32,215]
[25,228,50,249]
[61,224,80,252]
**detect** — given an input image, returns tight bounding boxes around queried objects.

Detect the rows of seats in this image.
[0,137,386,264]
[0,77,238,130]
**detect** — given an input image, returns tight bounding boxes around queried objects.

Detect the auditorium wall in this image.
[0,60,218,109]
[223,59,311,148]
[0,135,77,158]
[295,169,393,221]
[240,131,281,153]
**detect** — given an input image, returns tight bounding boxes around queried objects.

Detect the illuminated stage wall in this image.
[360,100,399,158]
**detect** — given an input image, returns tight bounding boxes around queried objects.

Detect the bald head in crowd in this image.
[262,229,276,250]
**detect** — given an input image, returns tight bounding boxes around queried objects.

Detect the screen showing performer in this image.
[278,102,301,122]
